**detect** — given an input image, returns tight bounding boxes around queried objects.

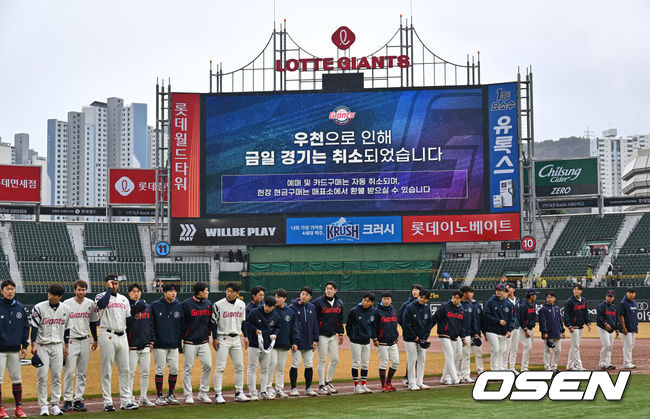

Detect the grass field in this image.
[82,374,650,418]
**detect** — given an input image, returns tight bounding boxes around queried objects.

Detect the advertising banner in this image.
[286,216,402,244]
[171,217,286,246]
[109,168,162,205]
[535,157,599,198]
[0,164,41,203]
[403,213,520,242]
[171,93,201,218]
[487,83,519,213]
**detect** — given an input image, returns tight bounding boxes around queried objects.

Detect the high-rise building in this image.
[47,97,149,211]
[0,139,12,165]
[590,128,650,212]
[14,133,29,165]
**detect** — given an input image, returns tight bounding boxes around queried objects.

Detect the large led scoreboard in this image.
[170,83,520,245]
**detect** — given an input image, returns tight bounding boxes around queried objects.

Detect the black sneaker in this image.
[607,365,616,370]
[61,401,73,412]
[73,401,87,412]
[104,405,115,412]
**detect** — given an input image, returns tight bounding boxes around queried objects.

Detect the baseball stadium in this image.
[1,15,649,419]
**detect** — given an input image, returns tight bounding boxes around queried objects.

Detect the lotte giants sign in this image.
[0,164,41,203]
[109,168,165,205]
[276,26,410,72]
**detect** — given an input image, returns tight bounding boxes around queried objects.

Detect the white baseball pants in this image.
[214,336,244,393]
[622,332,636,366]
[247,346,271,396]
[405,341,426,387]
[441,338,461,383]
[317,335,339,385]
[507,327,520,370]
[99,332,132,406]
[544,338,562,370]
[485,332,507,371]
[350,343,370,370]
[597,328,615,368]
[377,344,399,370]
[519,329,534,371]
[0,352,21,383]
[63,338,90,402]
[129,348,151,399]
[471,340,484,374]
[36,343,63,407]
[183,343,212,395]
[268,348,289,391]
[566,328,583,370]
[290,349,314,369]
[459,336,471,380]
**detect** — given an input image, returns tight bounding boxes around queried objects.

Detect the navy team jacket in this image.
[288,298,319,350]
[401,299,433,342]
[538,303,565,339]
[150,297,184,349]
[483,295,515,336]
[459,300,474,338]
[312,295,344,337]
[345,303,376,345]
[564,296,591,329]
[181,297,214,344]
[596,301,619,333]
[618,298,639,333]
[0,297,30,352]
[433,300,464,340]
[243,300,262,338]
[518,299,537,331]
[398,295,416,327]
[246,306,281,349]
[472,300,483,337]
[374,302,399,345]
[274,305,300,350]
[127,298,153,350]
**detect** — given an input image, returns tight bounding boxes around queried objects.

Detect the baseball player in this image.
[0,279,29,419]
[618,288,638,369]
[288,286,319,397]
[246,295,281,400]
[538,292,565,372]
[181,282,213,404]
[266,288,299,399]
[312,281,344,395]
[150,283,184,405]
[126,283,155,407]
[398,284,423,387]
[95,274,138,412]
[30,284,70,416]
[458,286,475,383]
[211,282,249,403]
[564,284,591,370]
[504,282,520,373]
[402,289,432,391]
[483,283,514,371]
[470,294,484,375]
[435,291,464,385]
[596,289,619,370]
[244,286,264,400]
[517,288,538,372]
[61,280,99,413]
[374,291,399,392]
[346,293,376,394]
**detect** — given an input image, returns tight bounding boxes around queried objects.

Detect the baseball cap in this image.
[606,289,615,297]
[31,353,44,368]
[495,284,506,291]
[162,283,178,293]
[526,288,538,296]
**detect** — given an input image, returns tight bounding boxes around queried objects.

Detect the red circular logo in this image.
[332,26,355,50]
[521,235,536,252]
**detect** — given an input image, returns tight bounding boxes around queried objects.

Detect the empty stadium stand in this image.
[11,222,76,261]
[88,262,146,291]
[619,213,650,254]
[84,223,143,261]
[155,262,210,291]
[20,261,79,293]
[550,214,624,256]
[540,255,601,287]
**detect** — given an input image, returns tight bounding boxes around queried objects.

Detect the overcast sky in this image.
[1,0,649,156]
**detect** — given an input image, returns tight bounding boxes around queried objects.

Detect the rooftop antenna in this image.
[410,0,413,23]
[273,0,276,30]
